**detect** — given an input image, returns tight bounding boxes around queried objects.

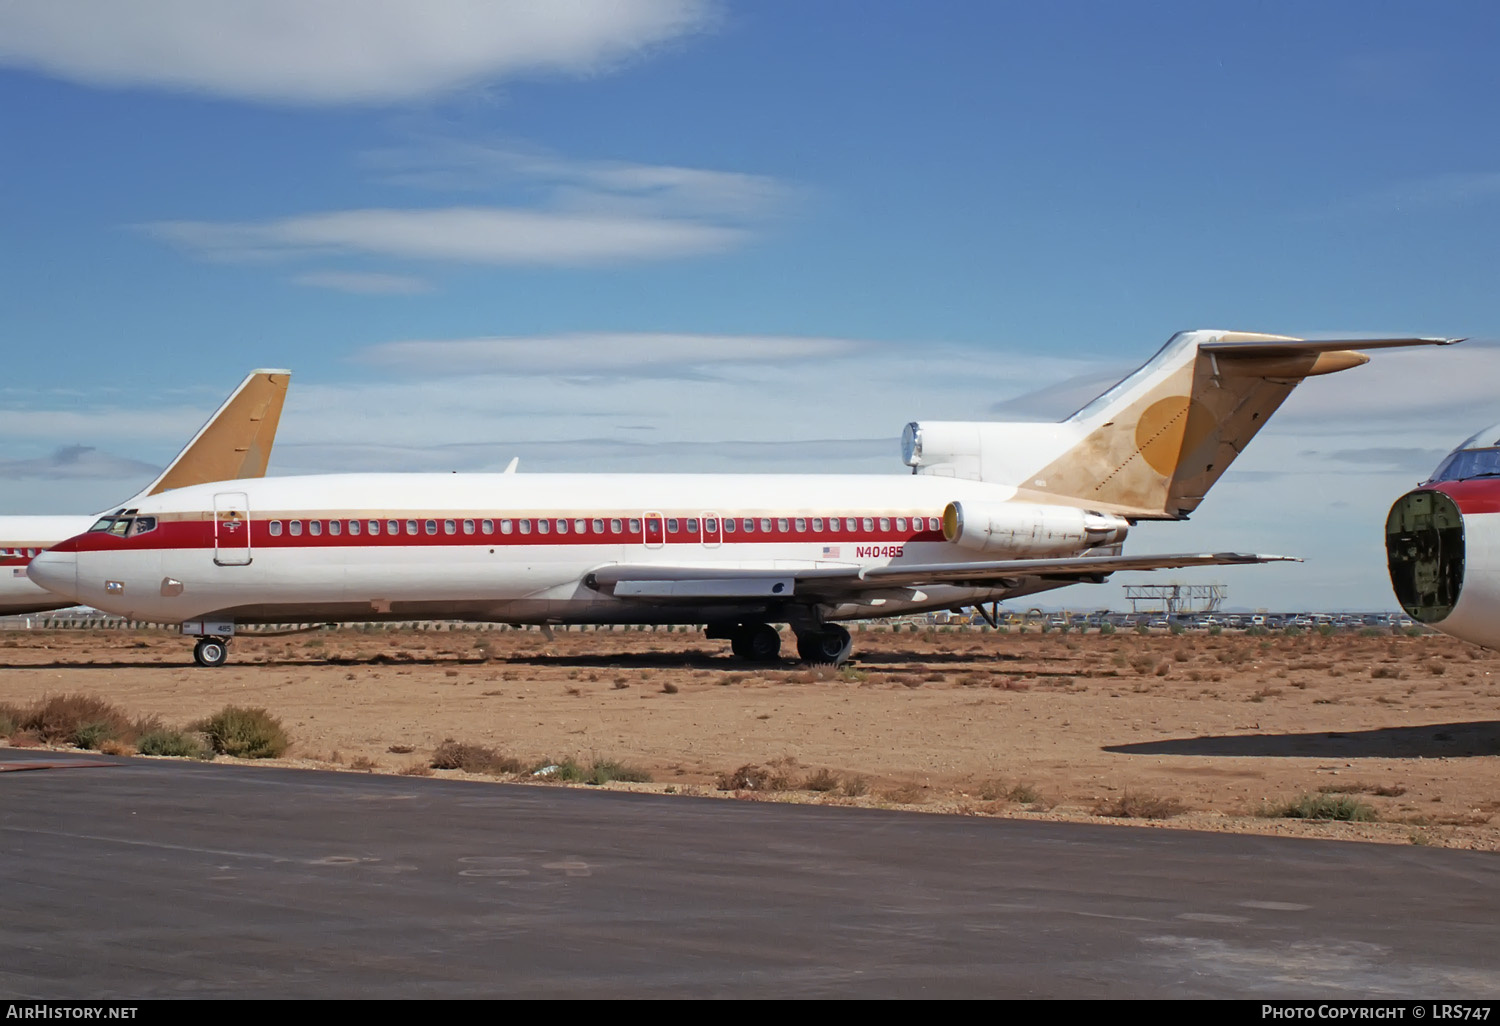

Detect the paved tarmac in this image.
[2,748,1496,998]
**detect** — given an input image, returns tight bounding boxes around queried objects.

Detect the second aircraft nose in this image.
[27,550,78,601]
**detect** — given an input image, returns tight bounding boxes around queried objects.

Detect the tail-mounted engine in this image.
[942,500,1129,557]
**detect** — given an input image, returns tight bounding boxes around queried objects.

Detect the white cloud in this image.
[144,205,750,266]
[0,0,714,105]
[0,445,157,481]
[358,333,865,378]
[292,270,431,294]
[366,140,791,219]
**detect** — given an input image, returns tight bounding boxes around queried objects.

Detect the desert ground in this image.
[3,622,1499,849]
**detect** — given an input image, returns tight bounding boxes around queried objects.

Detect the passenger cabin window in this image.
[929,517,941,532]
[309,521,323,536]
[444,520,457,535]
[349,520,361,536]
[846,518,858,532]
[743,518,755,532]
[538,519,550,534]
[667,518,679,533]
[519,519,532,534]
[795,518,806,532]
[863,517,874,532]
[760,518,772,532]
[879,517,891,532]
[687,518,699,533]
[896,517,907,532]
[777,518,789,533]
[366,520,379,535]
[812,518,823,532]
[329,520,341,536]
[574,519,587,534]
[481,519,494,534]
[500,520,513,534]
[425,520,437,536]
[593,519,605,534]
[387,520,400,536]
[611,519,623,534]
[290,521,303,536]
[406,520,418,536]
[556,519,568,535]
[269,521,283,537]
[724,519,736,533]
[462,519,475,535]
[629,518,641,533]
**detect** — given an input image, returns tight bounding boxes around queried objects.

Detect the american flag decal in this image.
[822,546,840,558]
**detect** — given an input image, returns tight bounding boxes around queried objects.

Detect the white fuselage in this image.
[30,471,1097,627]
[0,515,96,614]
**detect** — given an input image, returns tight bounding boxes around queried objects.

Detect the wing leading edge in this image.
[586,552,1298,602]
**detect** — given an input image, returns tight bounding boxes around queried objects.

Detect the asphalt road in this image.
[2,748,1496,998]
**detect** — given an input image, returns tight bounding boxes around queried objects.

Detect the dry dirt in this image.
[4,624,1500,850]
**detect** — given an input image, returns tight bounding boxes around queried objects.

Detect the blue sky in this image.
[2,1,1498,610]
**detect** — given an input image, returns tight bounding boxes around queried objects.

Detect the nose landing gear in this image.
[192,637,230,668]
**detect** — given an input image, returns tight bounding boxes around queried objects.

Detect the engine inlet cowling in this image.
[942,501,1129,557]
[1386,489,1464,624]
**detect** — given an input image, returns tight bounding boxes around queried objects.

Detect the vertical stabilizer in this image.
[110,369,291,509]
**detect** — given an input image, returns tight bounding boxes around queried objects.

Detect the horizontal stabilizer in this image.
[1199,337,1461,356]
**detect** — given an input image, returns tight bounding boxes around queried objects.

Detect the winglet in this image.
[109,370,291,508]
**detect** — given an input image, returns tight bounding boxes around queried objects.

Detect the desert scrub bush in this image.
[803,768,840,792]
[429,739,521,774]
[1006,783,1042,804]
[192,706,290,759]
[840,775,870,798]
[23,693,133,746]
[137,729,213,760]
[1261,794,1377,822]
[715,763,793,791]
[1092,791,1186,820]
[0,701,21,737]
[585,759,652,785]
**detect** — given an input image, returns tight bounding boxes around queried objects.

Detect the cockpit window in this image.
[1427,447,1500,485]
[130,516,157,536]
[88,516,120,533]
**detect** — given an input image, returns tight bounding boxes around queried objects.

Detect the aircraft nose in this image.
[27,550,78,600]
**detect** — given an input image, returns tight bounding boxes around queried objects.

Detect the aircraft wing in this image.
[585,552,1298,602]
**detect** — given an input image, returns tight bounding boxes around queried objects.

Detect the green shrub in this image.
[193,706,290,759]
[137,729,214,760]
[1262,794,1377,822]
[585,759,652,785]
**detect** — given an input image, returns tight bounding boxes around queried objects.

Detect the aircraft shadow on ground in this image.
[1104,721,1500,759]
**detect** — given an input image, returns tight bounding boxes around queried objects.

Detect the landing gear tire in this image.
[796,624,853,665]
[193,637,229,668]
[730,623,782,662]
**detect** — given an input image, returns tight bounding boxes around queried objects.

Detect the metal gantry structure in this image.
[1123,583,1228,617]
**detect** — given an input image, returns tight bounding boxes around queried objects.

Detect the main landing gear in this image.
[193,636,230,668]
[729,623,783,661]
[794,624,852,665]
[711,622,854,665]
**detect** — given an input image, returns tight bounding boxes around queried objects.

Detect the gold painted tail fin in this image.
[110,369,291,509]
[1008,332,1459,520]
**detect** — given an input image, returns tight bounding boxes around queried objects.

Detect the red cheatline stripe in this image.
[1431,480,1500,515]
[51,512,947,553]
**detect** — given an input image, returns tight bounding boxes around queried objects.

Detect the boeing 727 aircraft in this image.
[1,370,290,614]
[29,332,1456,666]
